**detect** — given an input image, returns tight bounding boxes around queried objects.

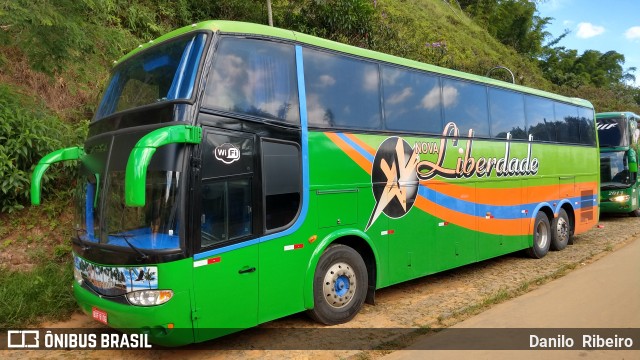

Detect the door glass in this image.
[201,179,252,248]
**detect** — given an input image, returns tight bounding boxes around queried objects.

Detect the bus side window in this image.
[262,140,301,231]
[489,88,526,140]
[441,78,490,137]
[578,107,596,145]
[555,102,580,144]
[525,95,555,142]
[303,48,382,130]
[381,65,443,134]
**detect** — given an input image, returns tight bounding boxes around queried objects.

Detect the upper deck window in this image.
[202,37,300,124]
[95,33,207,120]
[303,48,382,129]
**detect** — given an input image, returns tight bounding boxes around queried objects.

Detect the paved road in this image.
[384,237,640,360]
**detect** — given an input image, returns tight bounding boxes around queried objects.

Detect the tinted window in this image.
[381,66,442,133]
[597,116,629,147]
[263,140,301,230]
[441,78,489,137]
[526,95,555,142]
[489,88,526,139]
[200,179,252,248]
[203,37,300,124]
[555,102,580,143]
[579,107,596,145]
[303,48,381,129]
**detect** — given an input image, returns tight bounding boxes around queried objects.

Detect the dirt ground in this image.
[2,214,639,359]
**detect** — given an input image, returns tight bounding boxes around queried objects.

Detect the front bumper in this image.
[73,281,194,347]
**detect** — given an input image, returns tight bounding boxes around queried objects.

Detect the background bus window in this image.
[262,140,301,231]
[441,78,490,137]
[200,179,252,248]
[525,95,556,142]
[489,87,526,140]
[303,48,382,129]
[381,65,443,134]
[555,102,580,144]
[203,37,300,124]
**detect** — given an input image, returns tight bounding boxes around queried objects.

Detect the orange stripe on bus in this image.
[423,179,598,207]
[325,133,372,174]
[343,133,376,156]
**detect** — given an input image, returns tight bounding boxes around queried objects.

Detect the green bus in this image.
[31,21,599,346]
[597,112,640,215]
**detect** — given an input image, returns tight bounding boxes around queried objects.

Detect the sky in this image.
[537,0,640,87]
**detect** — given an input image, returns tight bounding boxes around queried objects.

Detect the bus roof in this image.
[596,112,640,120]
[117,20,594,109]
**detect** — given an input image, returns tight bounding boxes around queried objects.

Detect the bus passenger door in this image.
[191,128,259,342]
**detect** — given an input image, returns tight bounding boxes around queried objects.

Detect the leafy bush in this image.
[0,84,87,213]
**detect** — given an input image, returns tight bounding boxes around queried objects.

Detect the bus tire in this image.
[308,244,368,325]
[629,208,640,217]
[550,208,570,251]
[527,212,551,259]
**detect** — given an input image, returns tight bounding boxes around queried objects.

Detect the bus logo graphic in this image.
[366,137,419,230]
[214,143,241,164]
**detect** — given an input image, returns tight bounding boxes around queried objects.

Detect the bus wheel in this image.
[308,244,367,325]
[629,208,640,217]
[527,212,551,259]
[550,209,570,251]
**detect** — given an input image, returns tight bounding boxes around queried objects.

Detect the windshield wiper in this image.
[108,233,149,261]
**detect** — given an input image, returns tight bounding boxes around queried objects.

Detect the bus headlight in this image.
[610,195,630,203]
[126,290,174,306]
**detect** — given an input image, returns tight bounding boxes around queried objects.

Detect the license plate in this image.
[92,307,108,325]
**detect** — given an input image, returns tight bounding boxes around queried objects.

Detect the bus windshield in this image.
[598,117,629,148]
[74,170,182,251]
[94,33,207,120]
[600,151,630,188]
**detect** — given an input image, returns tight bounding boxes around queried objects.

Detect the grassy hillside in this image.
[375,0,551,88]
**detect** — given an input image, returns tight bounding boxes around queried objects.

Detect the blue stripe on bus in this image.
[194,45,311,261]
[336,133,375,163]
[416,185,597,219]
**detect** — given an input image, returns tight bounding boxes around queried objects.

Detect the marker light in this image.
[610,195,630,203]
[126,290,174,306]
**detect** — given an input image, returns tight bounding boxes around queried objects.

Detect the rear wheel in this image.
[527,212,551,259]
[308,244,368,325]
[550,208,571,251]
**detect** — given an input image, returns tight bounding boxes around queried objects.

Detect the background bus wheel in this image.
[308,244,367,325]
[527,212,551,259]
[550,208,570,251]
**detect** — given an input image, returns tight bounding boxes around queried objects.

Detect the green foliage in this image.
[459,0,551,57]
[0,84,87,213]
[541,47,635,89]
[277,0,377,48]
[0,261,76,328]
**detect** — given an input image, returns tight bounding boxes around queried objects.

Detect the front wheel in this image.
[527,212,551,259]
[308,244,368,325]
[550,208,571,251]
[629,208,640,217]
